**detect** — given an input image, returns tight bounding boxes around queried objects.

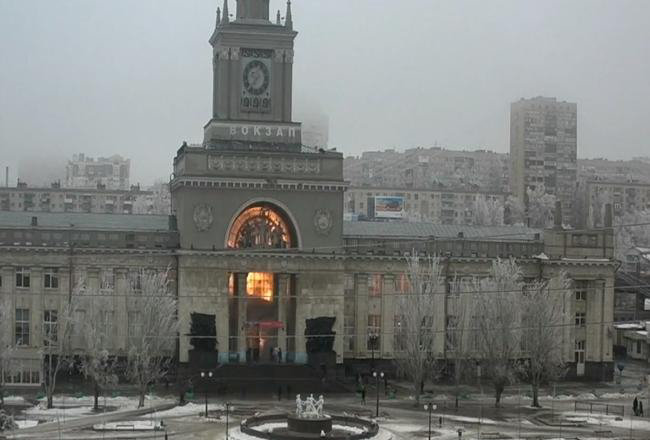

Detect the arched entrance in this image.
[226,202,298,364]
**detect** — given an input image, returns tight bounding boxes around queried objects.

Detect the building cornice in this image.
[171,176,347,192]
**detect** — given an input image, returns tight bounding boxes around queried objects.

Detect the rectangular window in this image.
[128,311,142,347]
[575,312,586,327]
[367,314,381,350]
[369,274,383,297]
[44,268,59,289]
[15,267,30,288]
[394,273,410,294]
[15,308,30,346]
[100,270,115,291]
[575,280,588,301]
[43,310,58,346]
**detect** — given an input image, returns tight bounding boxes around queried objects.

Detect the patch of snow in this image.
[148,402,224,418]
[576,392,598,400]
[562,411,650,431]
[15,420,39,429]
[442,414,497,425]
[614,323,644,329]
[3,396,28,405]
[94,420,160,431]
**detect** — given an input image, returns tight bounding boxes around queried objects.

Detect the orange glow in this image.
[228,273,235,296]
[247,272,274,302]
[228,205,292,249]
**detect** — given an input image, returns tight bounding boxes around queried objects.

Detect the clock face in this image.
[243,60,270,96]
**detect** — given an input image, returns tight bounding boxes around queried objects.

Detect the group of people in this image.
[633,396,645,416]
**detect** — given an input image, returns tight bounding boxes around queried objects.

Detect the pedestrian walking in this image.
[634,396,639,416]
[640,401,644,417]
[361,384,366,405]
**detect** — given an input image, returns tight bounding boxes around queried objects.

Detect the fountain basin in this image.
[287,414,332,436]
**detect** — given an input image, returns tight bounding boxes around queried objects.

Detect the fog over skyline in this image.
[1,0,649,186]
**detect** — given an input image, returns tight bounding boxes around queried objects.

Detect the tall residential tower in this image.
[510,97,577,224]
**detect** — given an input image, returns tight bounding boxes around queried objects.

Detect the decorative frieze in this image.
[208,155,320,175]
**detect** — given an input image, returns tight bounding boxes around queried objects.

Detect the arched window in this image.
[227,204,295,249]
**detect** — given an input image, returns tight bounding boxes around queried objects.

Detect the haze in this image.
[1,0,649,186]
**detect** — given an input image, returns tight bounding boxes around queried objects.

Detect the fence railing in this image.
[574,400,625,417]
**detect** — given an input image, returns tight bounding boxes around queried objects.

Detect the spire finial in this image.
[217,7,221,25]
[285,0,293,30]
[222,0,230,24]
[276,9,281,25]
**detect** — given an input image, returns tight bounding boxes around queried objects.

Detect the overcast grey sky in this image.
[1,0,649,185]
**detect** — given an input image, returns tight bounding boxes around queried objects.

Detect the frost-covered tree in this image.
[80,298,118,411]
[126,269,179,408]
[526,186,556,228]
[42,286,84,409]
[519,272,571,407]
[471,259,523,407]
[472,197,504,226]
[394,254,445,405]
[0,298,17,409]
[505,195,526,226]
[446,277,477,409]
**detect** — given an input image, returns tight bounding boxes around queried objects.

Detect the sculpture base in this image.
[287,415,332,436]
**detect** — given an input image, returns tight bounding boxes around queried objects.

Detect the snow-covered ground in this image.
[3,396,29,405]
[21,395,175,422]
[562,411,650,431]
[93,420,160,431]
[147,402,225,419]
[14,420,39,429]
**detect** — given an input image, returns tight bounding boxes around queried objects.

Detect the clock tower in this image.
[205,0,301,149]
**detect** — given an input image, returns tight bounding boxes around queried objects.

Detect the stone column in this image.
[293,274,307,364]
[236,273,248,363]
[381,274,395,358]
[114,268,129,353]
[216,273,230,365]
[30,267,43,349]
[355,274,369,358]
[277,273,290,360]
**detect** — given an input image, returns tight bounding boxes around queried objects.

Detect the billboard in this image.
[374,196,405,219]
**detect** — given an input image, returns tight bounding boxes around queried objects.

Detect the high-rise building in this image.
[65,154,130,190]
[510,97,577,223]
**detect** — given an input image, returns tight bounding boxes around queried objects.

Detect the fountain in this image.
[232,394,384,440]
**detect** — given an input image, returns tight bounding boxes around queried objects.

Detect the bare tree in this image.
[42,286,84,409]
[519,272,572,407]
[126,269,179,408]
[526,186,556,228]
[80,298,118,411]
[394,253,445,405]
[472,197,505,226]
[471,259,523,407]
[505,195,526,226]
[0,298,17,409]
[446,277,477,409]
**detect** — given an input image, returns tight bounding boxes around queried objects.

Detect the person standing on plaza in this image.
[640,400,644,417]
[361,384,366,405]
[634,396,639,416]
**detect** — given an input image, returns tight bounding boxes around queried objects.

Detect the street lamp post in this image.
[225,402,231,440]
[373,371,384,418]
[424,402,437,440]
[200,371,213,418]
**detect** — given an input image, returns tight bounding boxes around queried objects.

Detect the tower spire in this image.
[285,0,293,30]
[222,0,230,24]
[217,7,221,25]
[276,9,281,25]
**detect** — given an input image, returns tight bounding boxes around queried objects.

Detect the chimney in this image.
[604,204,613,228]
[5,166,8,187]
[31,216,38,227]
[554,200,563,228]
[457,232,464,239]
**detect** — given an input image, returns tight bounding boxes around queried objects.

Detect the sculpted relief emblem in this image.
[313,209,333,235]
[193,204,214,232]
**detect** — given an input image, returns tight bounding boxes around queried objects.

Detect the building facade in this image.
[65,154,130,190]
[0,0,619,388]
[345,186,507,225]
[0,184,156,215]
[510,97,578,224]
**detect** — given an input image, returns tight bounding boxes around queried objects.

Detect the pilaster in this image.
[381,274,395,357]
[236,272,248,363]
[355,274,368,358]
[277,273,290,360]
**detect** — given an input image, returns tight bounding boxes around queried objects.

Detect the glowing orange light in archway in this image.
[246,272,274,302]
